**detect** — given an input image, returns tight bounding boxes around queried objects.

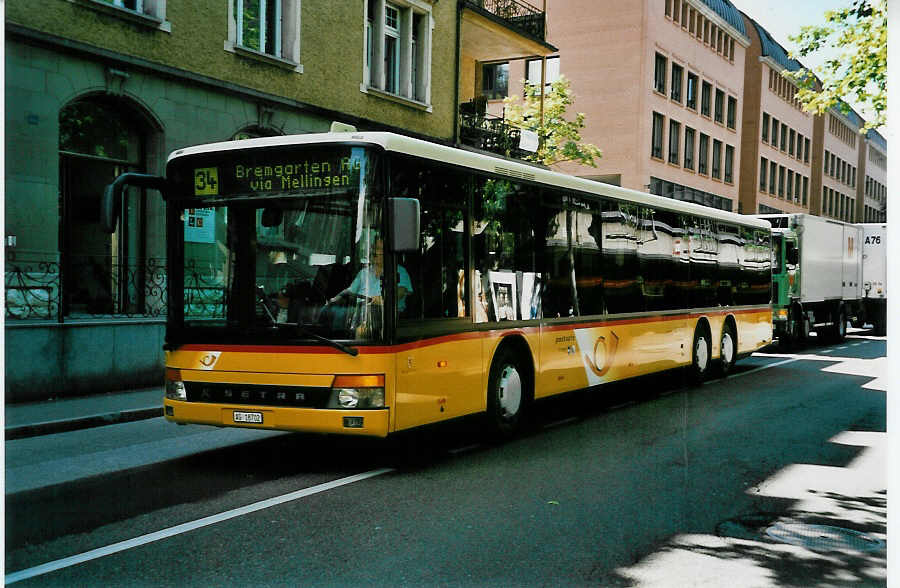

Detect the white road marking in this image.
[729,357,800,380]
[5,468,394,584]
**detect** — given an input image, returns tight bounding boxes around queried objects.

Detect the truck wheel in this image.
[486,345,531,437]
[689,324,711,385]
[832,306,847,342]
[793,307,809,346]
[720,322,737,376]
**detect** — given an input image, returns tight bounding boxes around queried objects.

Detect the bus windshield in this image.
[170,145,387,344]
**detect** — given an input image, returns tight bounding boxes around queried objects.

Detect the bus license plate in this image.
[233,411,263,424]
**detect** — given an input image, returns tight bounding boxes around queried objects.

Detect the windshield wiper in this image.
[256,286,358,356]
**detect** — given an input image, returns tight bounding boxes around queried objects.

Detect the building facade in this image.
[861,129,888,223]
[539,0,750,213]
[737,15,815,216]
[5,0,552,401]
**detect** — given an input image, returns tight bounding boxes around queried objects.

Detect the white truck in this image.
[759,214,864,345]
[859,223,887,335]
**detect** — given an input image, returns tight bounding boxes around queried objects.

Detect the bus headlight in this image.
[329,375,385,409]
[166,379,187,401]
[165,368,187,401]
[335,387,385,409]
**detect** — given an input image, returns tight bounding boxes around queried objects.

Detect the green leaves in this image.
[503,76,603,167]
[784,0,885,131]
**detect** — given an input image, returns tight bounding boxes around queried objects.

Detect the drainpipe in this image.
[453,1,462,144]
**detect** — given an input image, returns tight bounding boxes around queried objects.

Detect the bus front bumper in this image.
[163,400,391,437]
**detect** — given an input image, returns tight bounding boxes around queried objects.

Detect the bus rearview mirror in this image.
[389,197,420,253]
[101,173,168,233]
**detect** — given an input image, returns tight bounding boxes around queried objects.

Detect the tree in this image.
[784,0,886,130]
[503,75,602,167]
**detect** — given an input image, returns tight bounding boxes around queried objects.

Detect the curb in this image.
[5,407,164,440]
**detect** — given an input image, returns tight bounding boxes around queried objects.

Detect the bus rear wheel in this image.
[487,346,531,437]
[720,322,737,376]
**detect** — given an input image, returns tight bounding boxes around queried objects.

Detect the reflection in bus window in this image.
[473,177,538,322]
[394,156,468,322]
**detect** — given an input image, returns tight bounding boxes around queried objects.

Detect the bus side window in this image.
[602,200,643,314]
[473,176,538,322]
[396,157,468,321]
[538,189,574,319]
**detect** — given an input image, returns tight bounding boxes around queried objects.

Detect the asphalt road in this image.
[5,332,887,587]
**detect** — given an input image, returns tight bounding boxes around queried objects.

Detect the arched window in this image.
[59,96,147,316]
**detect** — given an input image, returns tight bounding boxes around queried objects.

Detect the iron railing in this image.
[463,0,546,40]
[459,110,532,161]
[5,254,167,320]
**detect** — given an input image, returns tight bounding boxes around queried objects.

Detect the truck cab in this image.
[771,229,799,331]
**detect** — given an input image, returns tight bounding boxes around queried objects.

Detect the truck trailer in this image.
[759,214,863,345]
[859,223,887,336]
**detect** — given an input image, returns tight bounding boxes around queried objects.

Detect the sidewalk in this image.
[5,387,164,440]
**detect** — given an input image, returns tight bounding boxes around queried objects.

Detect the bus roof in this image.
[168,131,771,231]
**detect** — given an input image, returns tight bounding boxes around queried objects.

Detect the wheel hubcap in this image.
[497,365,522,418]
[696,336,709,372]
[722,332,734,365]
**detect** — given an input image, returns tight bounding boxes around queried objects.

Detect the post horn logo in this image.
[585,331,620,378]
[197,352,221,370]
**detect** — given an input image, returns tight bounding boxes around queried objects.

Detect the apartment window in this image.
[684,127,695,170]
[671,63,683,103]
[778,165,785,197]
[714,89,724,123]
[762,112,770,143]
[771,118,779,148]
[698,133,709,174]
[229,0,301,65]
[686,72,698,109]
[795,172,802,202]
[526,56,560,90]
[824,150,830,175]
[651,112,665,159]
[769,161,777,194]
[729,38,735,62]
[365,0,433,103]
[726,96,736,129]
[760,157,768,190]
[688,8,695,33]
[802,176,809,206]
[673,0,680,22]
[780,123,787,151]
[712,139,722,179]
[830,153,836,176]
[654,53,667,94]
[701,81,711,116]
[789,129,796,156]
[786,169,794,199]
[669,120,681,164]
[681,1,688,26]
[724,144,734,183]
[665,0,672,17]
[482,62,509,100]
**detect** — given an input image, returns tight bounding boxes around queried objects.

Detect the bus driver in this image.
[330,237,413,322]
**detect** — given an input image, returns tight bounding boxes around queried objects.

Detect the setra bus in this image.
[105,130,773,437]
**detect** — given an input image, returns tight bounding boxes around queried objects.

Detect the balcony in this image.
[458,99,530,160]
[461,0,547,42]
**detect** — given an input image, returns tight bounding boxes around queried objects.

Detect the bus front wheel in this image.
[487,346,531,437]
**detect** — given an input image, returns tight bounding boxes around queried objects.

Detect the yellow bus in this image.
[106,130,773,437]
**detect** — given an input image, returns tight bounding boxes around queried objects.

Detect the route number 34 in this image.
[194,168,219,196]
